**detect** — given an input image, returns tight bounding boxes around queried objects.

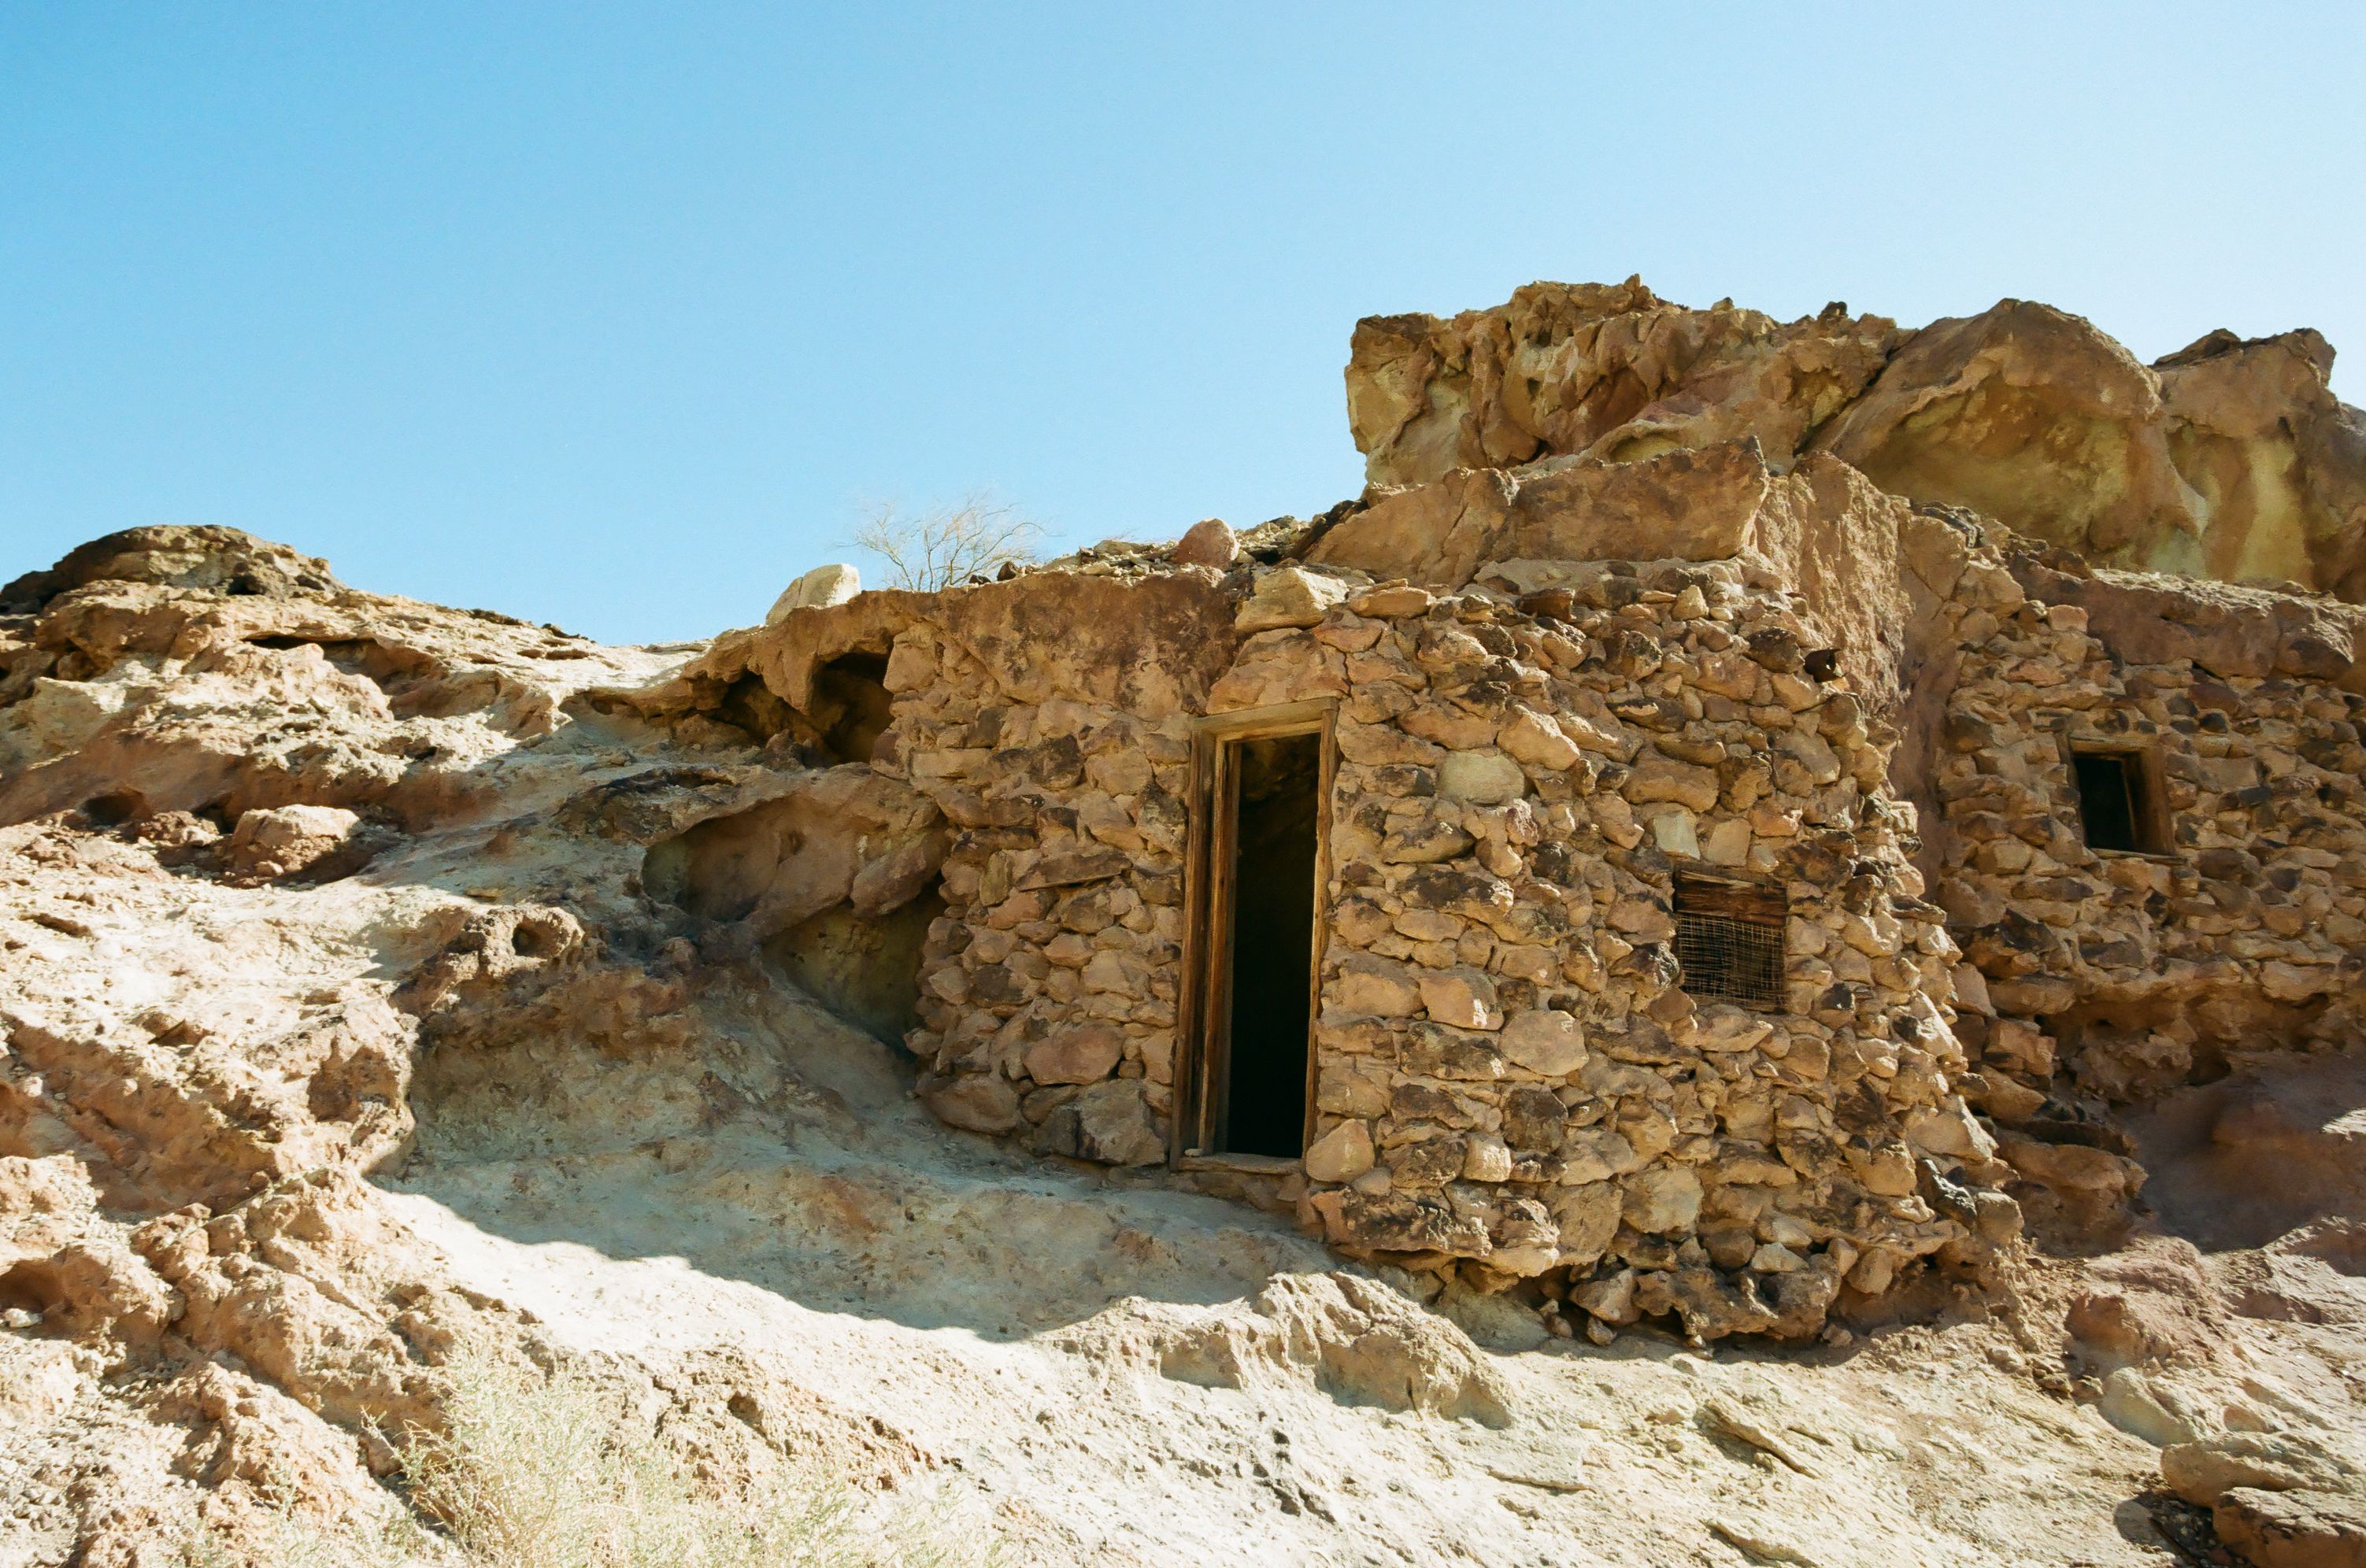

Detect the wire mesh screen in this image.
[1673,912,1785,1009]
[1671,867,1788,1012]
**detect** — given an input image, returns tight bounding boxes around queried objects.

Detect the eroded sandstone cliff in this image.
[1347,281,2366,600]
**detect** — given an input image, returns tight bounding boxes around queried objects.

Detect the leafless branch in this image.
[845,494,1044,592]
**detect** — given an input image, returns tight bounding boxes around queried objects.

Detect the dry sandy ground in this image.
[383,985,2194,1568]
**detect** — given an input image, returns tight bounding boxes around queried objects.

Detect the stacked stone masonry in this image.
[685,557,2016,1343]
[642,283,2366,1344]
[1930,553,2366,1107]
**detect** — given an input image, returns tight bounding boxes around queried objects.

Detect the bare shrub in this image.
[183,1347,998,1568]
[846,494,1042,591]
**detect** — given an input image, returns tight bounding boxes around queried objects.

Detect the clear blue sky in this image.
[6,4,2360,644]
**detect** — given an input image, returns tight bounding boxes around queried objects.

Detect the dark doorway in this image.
[2072,748,2157,853]
[1216,731,1321,1157]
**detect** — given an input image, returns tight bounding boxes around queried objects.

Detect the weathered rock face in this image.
[641,768,946,941]
[1347,283,2366,601]
[1345,279,1899,489]
[1815,300,2198,572]
[1819,305,2366,599]
[2212,1484,2366,1568]
[0,546,598,830]
[2157,328,2366,600]
[638,766,949,1041]
[0,525,342,614]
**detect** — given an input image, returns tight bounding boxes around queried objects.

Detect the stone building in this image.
[637,282,2366,1341]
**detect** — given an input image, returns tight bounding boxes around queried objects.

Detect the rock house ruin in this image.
[631,279,2366,1344]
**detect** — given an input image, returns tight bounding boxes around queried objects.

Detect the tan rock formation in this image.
[2157,328,2366,599]
[1347,282,2366,601]
[1345,279,1898,487]
[2213,1486,2366,1567]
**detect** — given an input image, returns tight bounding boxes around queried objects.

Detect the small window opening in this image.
[2070,747,2161,854]
[1673,871,1786,1011]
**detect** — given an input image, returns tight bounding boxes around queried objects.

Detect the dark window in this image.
[1216,732,1321,1158]
[1672,872,1787,1011]
[2071,749,2158,853]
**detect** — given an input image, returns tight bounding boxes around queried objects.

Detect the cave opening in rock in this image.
[815,653,893,763]
[1187,712,1330,1163]
[80,790,147,828]
[0,1262,66,1328]
[764,879,946,1047]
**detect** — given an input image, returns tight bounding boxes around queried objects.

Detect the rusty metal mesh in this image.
[1674,911,1786,1011]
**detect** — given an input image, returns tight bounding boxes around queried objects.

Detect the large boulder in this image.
[1816,301,2366,600]
[1309,441,1769,586]
[223,804,376,886]
[2161,1430,2366,1507]
[1306,442,1918,707]
[765,564,861,623]
[640,767,948,939]
[2156,327,2366,601]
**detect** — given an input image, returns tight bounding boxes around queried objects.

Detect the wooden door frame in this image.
[1172,699,1336,1171]
[2053,727,2175,860]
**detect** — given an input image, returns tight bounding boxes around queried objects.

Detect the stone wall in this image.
[894,633,1196,1169]
[1925,550,2366,1108]
[1253,567,1991,1342]
[725,545,2009,1342]
[625,274,2366,1345]
[649,490,2366,1344]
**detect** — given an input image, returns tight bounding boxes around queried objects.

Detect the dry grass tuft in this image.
[185,1347,998,1568]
